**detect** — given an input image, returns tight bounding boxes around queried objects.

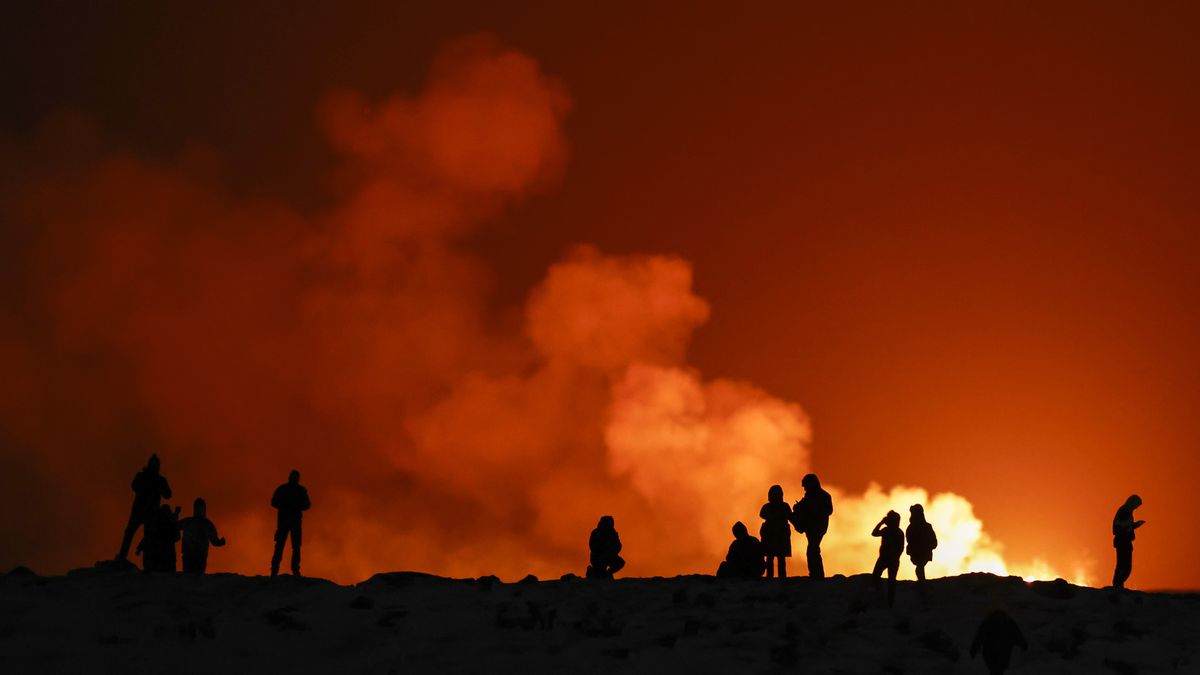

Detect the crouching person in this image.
[587,515,625,579]
[717,521,765,578]
[179,498,227,574]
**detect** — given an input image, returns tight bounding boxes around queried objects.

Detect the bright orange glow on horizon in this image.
[2,4,1198,589]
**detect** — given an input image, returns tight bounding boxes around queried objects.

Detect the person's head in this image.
[732,521,749,538]
[193,498,207,517]
[598,515,615,530]
[801,473,821,491]
[147,454,160,473]
[768,484,784,502]
[885,510,900,527]
[1125,494,1142,510]
[288,469,300,485]
[909,504,925,522]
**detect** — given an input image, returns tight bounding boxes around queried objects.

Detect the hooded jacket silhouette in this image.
[179,498,226,574]
[792,473,833,578]
[117,454,172,560]
[905,504,938,582]
[759,484,793,577]
[587,515,624,579]
[970,609,1028,674]
[717,521,765,578]
[1111,494,1144,589]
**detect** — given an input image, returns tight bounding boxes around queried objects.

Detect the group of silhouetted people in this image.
[114,455,308,577]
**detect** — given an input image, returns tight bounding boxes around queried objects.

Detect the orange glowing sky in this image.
[2,3,1199,589]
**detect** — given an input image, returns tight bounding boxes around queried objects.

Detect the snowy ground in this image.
[2,564,1197,674]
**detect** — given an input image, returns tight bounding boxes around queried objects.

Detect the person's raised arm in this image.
[871,520,885,537]
[208,522,226,547]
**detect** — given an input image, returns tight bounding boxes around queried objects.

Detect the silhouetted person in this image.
[136,503,181,572]
[871,510,904,607]
[117,454,172,560]
[587,515,624,579]
[1111,494,1145,590]
[270,469,311,577]
[717,521,765,578]
[905,503,938,583]
[792,473,833,578]
[970,609,1027,674]
[179,498,226,574]
[759,485,793,578]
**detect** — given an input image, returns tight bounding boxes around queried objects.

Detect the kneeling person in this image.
[587,515,625,579]
[717,521,765,578]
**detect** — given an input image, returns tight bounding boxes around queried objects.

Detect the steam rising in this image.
[0,37,1084,584]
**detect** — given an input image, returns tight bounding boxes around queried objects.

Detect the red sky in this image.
[2,2,1198,588]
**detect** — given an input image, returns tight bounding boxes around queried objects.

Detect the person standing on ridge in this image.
[179,498,227,574]
[270,470,311,577]
[905,504,938,583]
[117,454,172,560]
[792,473,833,578]
[759,485,793,578]
[871,510,904,607]
[1111,494,1145,590]
[136,503,181,572]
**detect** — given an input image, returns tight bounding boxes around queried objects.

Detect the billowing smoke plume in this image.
[0,37,1082,584]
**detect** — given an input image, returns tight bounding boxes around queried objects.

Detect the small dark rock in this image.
[1030,578,1076,600]
[770,642,798,667]
[1104,658,1139,675]
[6,566,36,577]
[376,610,408,628]
[518,574,538,585]
[918,628,960,662]
[559,573,579,582]
[264,607,307,631]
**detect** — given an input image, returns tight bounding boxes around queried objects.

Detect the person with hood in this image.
[871,510,905,607]
[178,498,227,574]
[117,453,172,560]
[587,515,625,579]
[1112,494,1145,590]
[759,485,793,578]
[905,504,938,583]
[270,469,311,577]
[791,473,834,578]
[970,609,1028,674]
[717,521,765,578]
[136,503,181,572]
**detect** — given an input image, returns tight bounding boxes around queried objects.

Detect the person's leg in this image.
[291,524,302,576]
[271,528,286,577]
[117,509,143,560]
[778,556,787,579]
[806,532,825,578]
[1113,544,1132,588]
[887,561,898,607]
[610,555,625,575]
[915,561,926,583]
[766,556,776,579]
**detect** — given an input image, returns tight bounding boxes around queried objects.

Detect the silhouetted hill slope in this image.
[3,565,1197,673]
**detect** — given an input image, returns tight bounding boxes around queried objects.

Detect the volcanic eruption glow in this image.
[0,36,1088,586]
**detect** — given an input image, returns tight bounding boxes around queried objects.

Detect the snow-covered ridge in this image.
[2,564,1196,673]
